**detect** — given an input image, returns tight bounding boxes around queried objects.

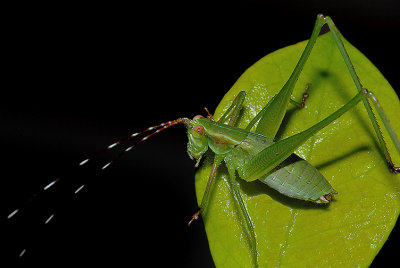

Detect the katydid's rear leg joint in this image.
[389,164,399,174]
[300,83,311,108]
[290,83,311,108]
[188,209,201,226]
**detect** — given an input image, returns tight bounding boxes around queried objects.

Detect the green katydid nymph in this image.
[7,14,400,267]
[111,14,398,267]
[143,14,399,267]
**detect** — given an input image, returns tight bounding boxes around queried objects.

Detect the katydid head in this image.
[186,115,209,167]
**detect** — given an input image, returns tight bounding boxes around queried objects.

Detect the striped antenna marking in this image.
[107,141,120,149]
[43,178,60,191]
[7,209,19,219]
[74,184,85,194]
[79,158,90,166]
[19,249,26,258]
[102,161,112,170]
[44,213,55,224]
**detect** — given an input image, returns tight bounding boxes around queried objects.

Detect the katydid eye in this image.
[193,125,205,135]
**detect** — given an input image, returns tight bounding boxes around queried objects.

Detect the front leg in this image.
[188,155,223,226]
[225,162,258,268]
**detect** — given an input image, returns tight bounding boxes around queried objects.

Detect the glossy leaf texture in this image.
[194,32,400,267]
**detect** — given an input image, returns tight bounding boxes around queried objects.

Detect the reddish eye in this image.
[193,125,205,135]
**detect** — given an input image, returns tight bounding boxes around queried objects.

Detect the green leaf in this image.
[194,32,400,267]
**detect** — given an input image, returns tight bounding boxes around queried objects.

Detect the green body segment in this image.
[195,118,249,155]
[259,155,336,202]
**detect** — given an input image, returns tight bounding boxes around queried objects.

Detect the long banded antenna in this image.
[100,118,189,171]
[6,117,189,221]
[79,118,188,167]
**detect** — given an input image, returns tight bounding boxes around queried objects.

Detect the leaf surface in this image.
[195,33,400,267]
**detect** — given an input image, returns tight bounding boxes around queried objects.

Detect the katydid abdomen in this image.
[259,154,336,203]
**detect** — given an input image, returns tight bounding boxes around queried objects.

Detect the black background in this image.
[2,1,400,267]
